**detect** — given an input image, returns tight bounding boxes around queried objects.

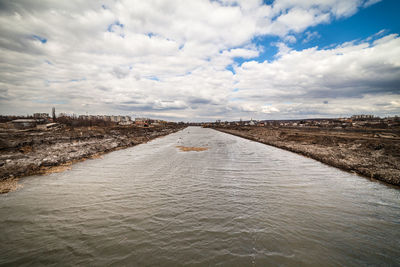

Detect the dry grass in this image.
[38,153,105,176]
[90,153,104,159]
[39,164,72,175]
[0,178,22,194]
[19,146,32,154]
[176,146,208,152]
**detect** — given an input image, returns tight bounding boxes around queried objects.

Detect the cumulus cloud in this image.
[363,0,382,8]
[233,34,400,118]
[0,0,397,121]
[303,31,321,43]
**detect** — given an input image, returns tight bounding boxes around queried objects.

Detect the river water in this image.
[0,127,399,266]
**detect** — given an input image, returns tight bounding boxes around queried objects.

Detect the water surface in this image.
[1,127,399,266]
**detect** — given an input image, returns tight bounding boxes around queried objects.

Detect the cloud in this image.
[261,0,382,36]
[274,42,292,57]
[283,35,297,43]
[302,31,321,43]
[0,0,398,121]
[262,105,280,114]
[222,48,260,59]
[270,7,330,35]
[363,0,382,8]
[233,34,400,118]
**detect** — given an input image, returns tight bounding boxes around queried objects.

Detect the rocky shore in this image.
[213,126,400,186]
[0,124,185,192]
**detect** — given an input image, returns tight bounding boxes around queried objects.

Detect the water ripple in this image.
[1,127,399,266]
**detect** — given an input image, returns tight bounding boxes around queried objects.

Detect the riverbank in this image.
[0,124,186,193]
[212,126,400,186]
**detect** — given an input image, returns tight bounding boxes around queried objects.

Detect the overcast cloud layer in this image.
[0,0,399,121]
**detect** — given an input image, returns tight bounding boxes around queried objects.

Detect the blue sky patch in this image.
[107,21,124,32]
[229,97,241,102]
[294,0,398,51]
[262,0,274,5]
[32,35,47,44]
[250,0,400,62]
[276,0,398,54]
[251,36,280,63]
[148,76,159,81]
[226,65,235,74]
[70,78,86,82]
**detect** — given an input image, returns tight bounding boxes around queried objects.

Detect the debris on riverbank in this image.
[39,163,73,175]
[0,178,21,194]
[212,126,400,186]
[0,124,186,192]
[176,146,208,152]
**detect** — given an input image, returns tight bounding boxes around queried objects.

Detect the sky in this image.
[0,0,399,122]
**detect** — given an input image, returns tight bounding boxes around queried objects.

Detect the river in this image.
[1,127,399,266]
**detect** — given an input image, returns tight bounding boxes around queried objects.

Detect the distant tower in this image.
[52,107,56,121]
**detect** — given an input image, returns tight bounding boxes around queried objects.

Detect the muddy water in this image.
[1,127,399,266]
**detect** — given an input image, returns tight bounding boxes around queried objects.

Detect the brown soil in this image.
[176,146,208,152]
[0,178,22,194]
[212,126,400,186]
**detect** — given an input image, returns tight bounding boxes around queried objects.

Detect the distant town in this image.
[0,108,399,131]
[201,114,400,129]
[0,108,173,130]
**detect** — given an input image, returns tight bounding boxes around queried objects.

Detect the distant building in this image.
[78,115,88,120]
[33,113,49,119]
[135,117,149,126]
[351,115,374,120]
[116,116,123,122]
[58,113,71,118]
[76,114,131,123]
[119,121,133,126]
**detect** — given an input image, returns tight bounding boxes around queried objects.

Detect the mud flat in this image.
[0,124,186,192]
[213,126,400,186]
[176,146,208,152]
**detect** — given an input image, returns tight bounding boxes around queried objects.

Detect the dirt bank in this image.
[0,124,186,192]
[212,126,400,186]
